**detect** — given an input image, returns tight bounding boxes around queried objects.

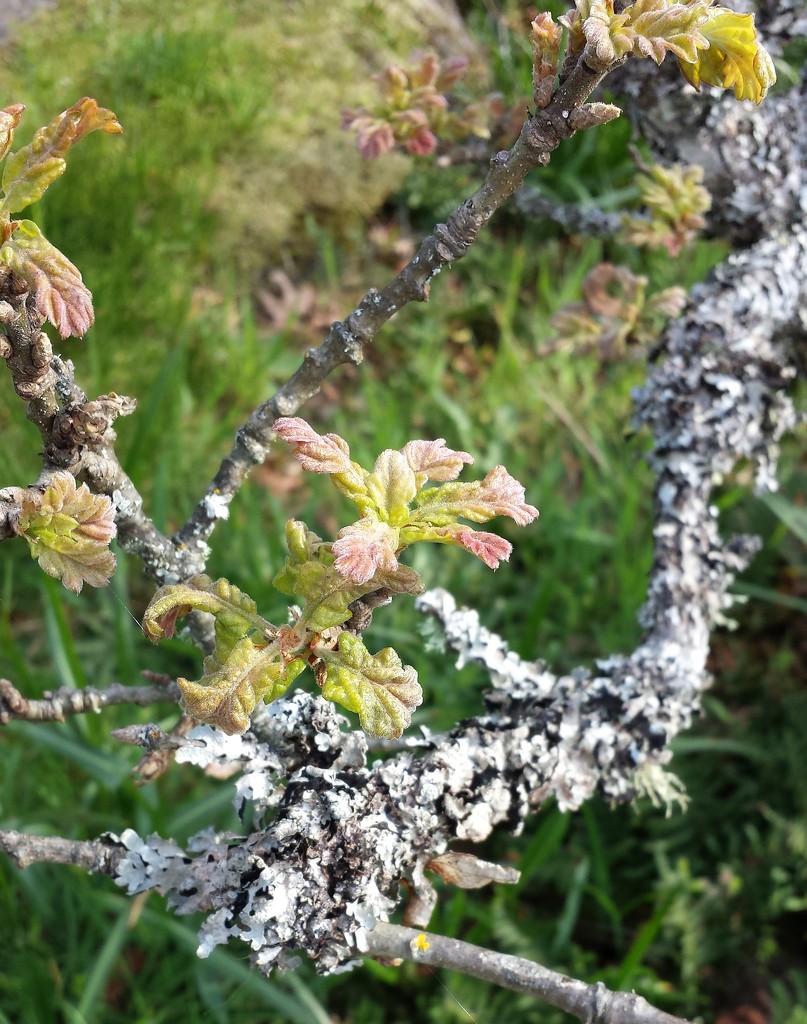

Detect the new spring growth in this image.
[143,421,537,739]
[620,160,711,256]
[564,0,775,103]
[342,51,500,159]
[14,472,117,593]
[531,14,563,110]
[0,98,122,338]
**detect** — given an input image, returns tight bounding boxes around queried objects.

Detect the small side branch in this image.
[0,678,180,725]
[177,47,620,560]
[365,922,691,1024]
[0,830,123,875]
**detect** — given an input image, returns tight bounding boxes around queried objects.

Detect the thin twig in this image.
[176,53,624,560]
[0,678,180,725]
[0,829,123,874]
[135,713,196,782]
[365,922,691,1024]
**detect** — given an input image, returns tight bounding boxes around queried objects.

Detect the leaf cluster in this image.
[144,420,537,738]
[342,50,501,158]
[14,471,117,593]
[0,98,122,338]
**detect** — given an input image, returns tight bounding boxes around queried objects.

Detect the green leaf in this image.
[274,548,423,632]
[1,96,122,214]
[0,220,94,338]
[179,638,306,735]
[142,574,268,656]
[316,632,422,738]
[407,465,538,528]
[274,557,360,630]
[364,449,417,522]
[17,472,116,593]
[578,0,711,67]
[677,7,776,104]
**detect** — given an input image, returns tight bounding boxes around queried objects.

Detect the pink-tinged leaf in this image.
[17,471,116,593]
[273,417,353,474]
[436,56,470,91]
[474,466,539,525]
[142,574,262,667]
[402,438,474,482]
[1,97,122,213]
[409,51,440,89]
[152,603,189,641]
[375,63,410,104]
[0,104,25,163]
[400,523,513,569]
[452,528,513,569]
[405,124,438,156]
[0,220,93,337]
[411,465,539,527]
[332,518,400,584]
[356,119,396,159]
[393,108,439,156]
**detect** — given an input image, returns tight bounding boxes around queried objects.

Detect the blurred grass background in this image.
[0,1,805,1021]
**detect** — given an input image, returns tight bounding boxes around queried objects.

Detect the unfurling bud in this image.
[530,13,563,109]
[568,102,622,131]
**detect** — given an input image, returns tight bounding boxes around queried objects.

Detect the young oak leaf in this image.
[402,438,474,484]
[1,97,122,214]
[274,522,423,630]
[575,0,711,67]
[178,637,306,735]
[276,421,537,579]
[332,518,401,584]
[16,471,116,593]
[364,449,418,522]
[531,13,564,109]
[0,104,25,164]
[315,632,422,739]
[624,0,711,64]
[678,7,776,104]
[420,525,514,570]
[143,574,267,664]
[0,220,94,338]
[272,417,369,508]
[407,465,538,528]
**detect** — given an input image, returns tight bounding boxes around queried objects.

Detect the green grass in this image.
[1,1,806,1022]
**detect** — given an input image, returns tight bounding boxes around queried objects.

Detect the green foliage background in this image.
[0,1,805,1022]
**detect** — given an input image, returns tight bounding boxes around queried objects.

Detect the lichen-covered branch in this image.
[365,922,692,1024]
[615,38,805,248]
[4,201,794,984]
